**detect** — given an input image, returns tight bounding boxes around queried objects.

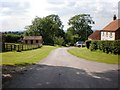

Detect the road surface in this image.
[3,48,118,88]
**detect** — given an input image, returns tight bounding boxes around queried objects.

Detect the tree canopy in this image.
[24,14,94,46]
[66,14,94,45]
[24,14,65,45]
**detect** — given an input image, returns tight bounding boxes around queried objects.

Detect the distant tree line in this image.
[2,31,24,43]
[2,31,24,35]
[2,14,94,46]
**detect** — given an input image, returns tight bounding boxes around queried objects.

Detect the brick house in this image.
[23,36,43,45]
[88,15,120,40]
[101,16,120,40]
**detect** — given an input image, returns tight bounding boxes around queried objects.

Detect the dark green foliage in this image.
[24,14,65,46]
[89,40,120,55]
[2,31,24,35]
[24,14,95,46]
[65,30,80,46]
[90,41,98,51]
[54,37,65,46]
[85,40,91,49]
[4,34,22,43]
[67,14,94,43]
[112,41,120,54]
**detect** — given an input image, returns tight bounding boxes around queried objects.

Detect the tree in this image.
[65,28,79,46]
[67,14,94,42]
[24,14,65,45]
[54,37,65,46]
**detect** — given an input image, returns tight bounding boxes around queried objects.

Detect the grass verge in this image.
[68,47,119,64]
[1,45,57,65]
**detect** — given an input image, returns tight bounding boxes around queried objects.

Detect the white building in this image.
[101,32,116,40]
[101,15,120,40]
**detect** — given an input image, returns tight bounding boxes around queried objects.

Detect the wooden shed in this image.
[23,36,43,45]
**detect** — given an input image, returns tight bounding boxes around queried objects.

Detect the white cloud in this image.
[118,1,120,19]
[0,0,119,32]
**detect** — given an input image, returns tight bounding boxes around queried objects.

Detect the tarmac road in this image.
[3,48,118,88]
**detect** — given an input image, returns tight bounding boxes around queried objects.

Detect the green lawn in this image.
[68,47,119,64]
[1,45,57,65]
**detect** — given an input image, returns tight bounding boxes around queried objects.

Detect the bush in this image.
[54,37,65,46]
[90,41,98,51]
[89,40,120,55]
[112,41,120,54]
[85,40,91,49]
[4,34,22,43]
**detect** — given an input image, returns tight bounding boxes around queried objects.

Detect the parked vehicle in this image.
[75,41,85,47]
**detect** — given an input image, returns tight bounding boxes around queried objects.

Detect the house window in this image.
[110,32,112,38]
[30,40,33,44]
[36,40,38,43]
[106,32,108,37]
[25,40,27,44]
[103,32,104,36]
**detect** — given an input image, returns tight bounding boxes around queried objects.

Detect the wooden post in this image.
[5,44,7,51]
[10,45,12,51]
[16,45,21,52]
[22,44,23,51]
[38,44,39,48]
[81,44,82,48]
[25,45,27,50]
[6,44,8,51]
[14,45,16,50]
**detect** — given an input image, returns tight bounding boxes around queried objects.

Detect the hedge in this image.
[86,40,120,55]
[85,40,91,49]
[4,34,22,43]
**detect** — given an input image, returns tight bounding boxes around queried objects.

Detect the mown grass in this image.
[68,47,119,64]
[1,45,57,65]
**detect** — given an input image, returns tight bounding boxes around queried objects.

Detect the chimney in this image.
[113,14,117,20]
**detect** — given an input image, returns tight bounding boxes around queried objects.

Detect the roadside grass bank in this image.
[1,45,57,66]
[68,47,119,64]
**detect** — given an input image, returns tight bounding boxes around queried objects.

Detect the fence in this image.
[4,43,42,52]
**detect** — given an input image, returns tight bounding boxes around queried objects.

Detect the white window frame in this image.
[109,32,112,38]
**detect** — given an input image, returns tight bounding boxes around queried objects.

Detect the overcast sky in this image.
[0,0,119,32]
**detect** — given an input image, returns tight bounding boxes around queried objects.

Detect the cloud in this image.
[47,1,118,18]
[0,0,32,32]
[0,1,30,16]
[46,0,65,5]
[118,1,120,19]
[46,0,119,30]
[0,0,119,32]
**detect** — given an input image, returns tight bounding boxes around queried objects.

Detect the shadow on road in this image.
[2,64,119,88]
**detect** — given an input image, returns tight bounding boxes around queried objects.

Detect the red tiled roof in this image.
[88,30,101,40]
[102,19,120,31]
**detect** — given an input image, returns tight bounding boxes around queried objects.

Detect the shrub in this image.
[54,37,64,46]
[4,34,22,43]
[89,40,120,55]
[90,41,98,51]
[112,41,120,54]
[85,40,91,49]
